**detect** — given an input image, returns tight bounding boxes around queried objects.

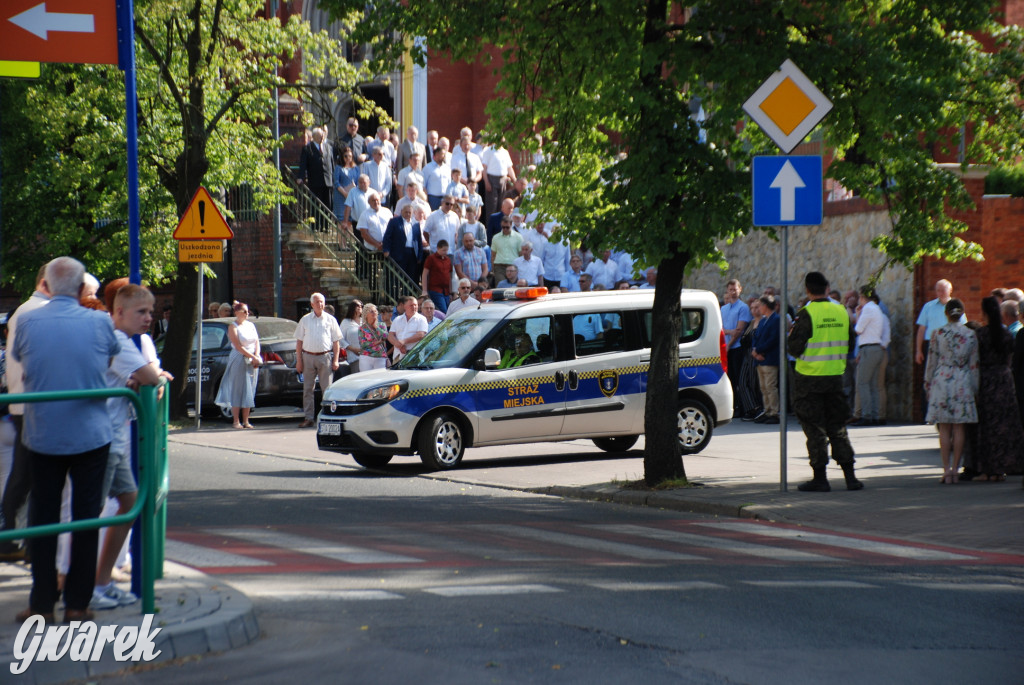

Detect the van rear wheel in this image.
[678,399,712,454]
[592,436,639,452]
[418,412,465,470]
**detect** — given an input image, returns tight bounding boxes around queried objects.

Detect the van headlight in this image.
[357,380,408,403]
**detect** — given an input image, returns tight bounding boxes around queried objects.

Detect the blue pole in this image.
[117,0,141,286]
[117,0,143,599]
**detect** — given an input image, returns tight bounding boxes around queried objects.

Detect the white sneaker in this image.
[90,588,120,610]
[91,584,138,609]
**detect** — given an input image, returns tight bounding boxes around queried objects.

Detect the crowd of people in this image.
[723,275,1024,489]
[297,120,659,298]
[0,258,173,624]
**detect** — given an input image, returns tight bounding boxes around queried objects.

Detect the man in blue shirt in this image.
[13,257,119,624]
[721,278,751,413]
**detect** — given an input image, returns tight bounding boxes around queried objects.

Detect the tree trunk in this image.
[162,260,202,419]
[643,250,690,485]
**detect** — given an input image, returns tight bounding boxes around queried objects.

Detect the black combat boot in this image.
[841,463,864,491]
[797,467,831,492]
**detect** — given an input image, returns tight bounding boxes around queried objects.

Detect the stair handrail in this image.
[280,166,421,309]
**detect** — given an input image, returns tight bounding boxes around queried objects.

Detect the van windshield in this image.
[396,315,498,369]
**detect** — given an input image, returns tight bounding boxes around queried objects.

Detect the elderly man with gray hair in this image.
[294,293,342,428]
[12,257,120,624]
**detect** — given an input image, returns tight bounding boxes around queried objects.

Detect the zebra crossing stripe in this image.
[592,524,834,562]
[423,584,562,597]
[743,580,878,588]
[695,522,978,561]
[258,589,405,601]
[165,538,273,568]
[212,528,424,564]
[589,581,727,591]
[908,583,1023,592]
[478,525,705,561]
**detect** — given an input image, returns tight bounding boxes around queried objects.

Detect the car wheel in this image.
[351,453,393,469]
[417,412,465,471]
[678,399,713,454]
[592,435,639,452]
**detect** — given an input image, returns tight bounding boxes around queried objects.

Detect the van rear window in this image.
[640,309,705,346]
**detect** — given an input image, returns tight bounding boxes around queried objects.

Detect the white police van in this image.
[316,288,732,470]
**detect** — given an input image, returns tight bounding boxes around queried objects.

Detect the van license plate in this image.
[318,422,341,436]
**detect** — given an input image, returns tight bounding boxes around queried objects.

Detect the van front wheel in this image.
[678,399,712,454]
[418,412,465,470]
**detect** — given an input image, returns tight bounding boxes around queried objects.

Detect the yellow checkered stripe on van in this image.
[404,376,558,399]
[576,356,719,380]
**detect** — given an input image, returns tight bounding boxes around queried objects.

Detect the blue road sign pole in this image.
[780,226,788,492]
[116,0,140,286]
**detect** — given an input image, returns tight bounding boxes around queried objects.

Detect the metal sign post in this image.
[196,264,203,429]
[744,60,832,492]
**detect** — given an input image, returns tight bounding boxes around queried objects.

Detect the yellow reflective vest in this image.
[794,300,849,376]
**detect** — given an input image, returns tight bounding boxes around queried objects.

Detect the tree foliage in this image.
[1,0,376,417]
[325,0,1024,482]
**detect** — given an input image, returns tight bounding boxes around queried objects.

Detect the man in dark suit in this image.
[382,203,423,284]
[486,197,516,244]
[299,126,335,222]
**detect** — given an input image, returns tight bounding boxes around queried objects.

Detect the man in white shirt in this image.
[423,148,451,210]
[396,152,425,191]
[513,242,545,287]
[423,194,461,253]
[294,293,342,427]
[450,134,484,189]
[388,296,429,362]
[365,125,396,170]
[357,190,393,252]
[447,278,480,316]
[482,141,517,216]
[361,146,392,205]
[639,267,657,289]
[585,250,620,290]
[342,174,371,230]
[852,286,887,426]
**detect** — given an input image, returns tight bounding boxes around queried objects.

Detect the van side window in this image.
[486,316,554,368]
[572,311,625,357]
[640,309,705,346]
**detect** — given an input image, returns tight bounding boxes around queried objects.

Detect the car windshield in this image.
[396,314,497,369]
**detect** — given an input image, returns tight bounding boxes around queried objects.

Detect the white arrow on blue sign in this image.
[752,155,823,226]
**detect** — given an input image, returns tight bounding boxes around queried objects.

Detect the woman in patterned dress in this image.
[357,304,389,372]
[924,299,978,483]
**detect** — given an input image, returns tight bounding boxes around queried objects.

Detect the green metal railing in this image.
[279,166,420,308]
[0,383,169,614]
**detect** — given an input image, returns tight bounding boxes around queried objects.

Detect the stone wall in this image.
[684,206,917,421]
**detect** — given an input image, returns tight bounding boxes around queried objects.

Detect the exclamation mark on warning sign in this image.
[198,200,206,233]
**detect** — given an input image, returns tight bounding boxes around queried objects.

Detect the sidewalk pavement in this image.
[0,561,257,684]
[2,415,1021,682]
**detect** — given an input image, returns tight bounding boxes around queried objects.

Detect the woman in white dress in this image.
[215,301,262,428]
[340,299,363,374]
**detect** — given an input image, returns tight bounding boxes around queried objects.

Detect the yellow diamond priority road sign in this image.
[743,59,832,154]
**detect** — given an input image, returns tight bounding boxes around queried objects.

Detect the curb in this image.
[529,485,768,520]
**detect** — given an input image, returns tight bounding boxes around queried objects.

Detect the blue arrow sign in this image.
[752,156,823,226]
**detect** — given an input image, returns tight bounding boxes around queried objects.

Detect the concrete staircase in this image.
[285,224,368,301]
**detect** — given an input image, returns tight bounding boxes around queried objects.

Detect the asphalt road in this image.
[94,439,1024,685]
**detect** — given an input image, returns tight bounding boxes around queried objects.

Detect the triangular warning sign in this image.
[173,187,234,240]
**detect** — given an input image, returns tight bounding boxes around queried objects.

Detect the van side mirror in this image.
[477,347,500,371]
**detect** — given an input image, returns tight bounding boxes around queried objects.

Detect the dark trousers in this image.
[792,380,854,469]
[0,415,30,536]
[726,346,746,410]
[28,444,109,612]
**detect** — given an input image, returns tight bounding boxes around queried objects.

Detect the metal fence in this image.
[0,383,169,615]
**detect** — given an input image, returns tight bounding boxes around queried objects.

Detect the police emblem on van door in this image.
[598,370,619,397]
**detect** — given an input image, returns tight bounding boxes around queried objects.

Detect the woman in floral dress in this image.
[924,299,978,483]
[972,296,1024,481]
[357,304,389,372]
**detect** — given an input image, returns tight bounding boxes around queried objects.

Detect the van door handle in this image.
[554,370,565,391]
[568,369,579,391]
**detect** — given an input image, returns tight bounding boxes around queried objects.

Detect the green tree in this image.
[324,0,1024,483]
[1,0,376,417]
